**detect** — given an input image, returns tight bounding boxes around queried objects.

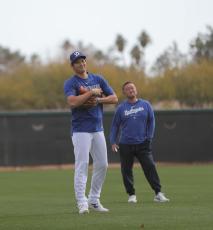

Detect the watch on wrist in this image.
[96,97,100,104]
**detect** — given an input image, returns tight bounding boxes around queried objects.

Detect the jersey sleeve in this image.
[99,76,114,96]
[146,101,155,140]
[64,79,77,97]
[109,105,122,144]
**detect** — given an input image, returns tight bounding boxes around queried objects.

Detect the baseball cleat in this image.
[128,195,137,203]
[78,203,89,214]
[88,200,109,212]
[154,192,170,202]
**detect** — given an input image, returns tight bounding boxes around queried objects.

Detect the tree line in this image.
[0,26,213,111]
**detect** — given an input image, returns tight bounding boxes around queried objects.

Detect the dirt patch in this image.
[0,162,213,172]
[0,163,121,172]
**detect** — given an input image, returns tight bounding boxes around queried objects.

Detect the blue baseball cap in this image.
[70,51,86,64]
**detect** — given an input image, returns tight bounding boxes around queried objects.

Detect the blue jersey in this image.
[64,73,114,134]
[110,99,155,145]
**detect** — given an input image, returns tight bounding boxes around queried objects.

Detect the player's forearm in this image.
[109,120,120,144]
[67,91,93,108]
[98,94,118,104]
[109,128,118,145]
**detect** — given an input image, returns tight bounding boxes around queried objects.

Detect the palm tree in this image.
[115,34,127,65]
[130,45,142,66]
[30,53,41,65]
[61,39,72,51]
[61,39,73,60]
[138,30,151,48]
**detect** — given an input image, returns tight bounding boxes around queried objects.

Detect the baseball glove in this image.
[79,86,99,109]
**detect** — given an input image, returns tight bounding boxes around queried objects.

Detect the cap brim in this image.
[71,55,86,64]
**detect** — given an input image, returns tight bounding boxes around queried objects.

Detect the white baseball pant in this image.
[72,131,108,205]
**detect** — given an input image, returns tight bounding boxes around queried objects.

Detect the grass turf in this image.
[0,164,213,230]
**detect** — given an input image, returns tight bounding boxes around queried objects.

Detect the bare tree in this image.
[190,25,213,61]
[0,45,25,72]
[153,42,186,74]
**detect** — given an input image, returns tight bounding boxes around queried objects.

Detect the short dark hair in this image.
[122,81,134,90]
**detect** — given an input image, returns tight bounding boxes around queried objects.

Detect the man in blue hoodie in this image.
[110,81,169,203]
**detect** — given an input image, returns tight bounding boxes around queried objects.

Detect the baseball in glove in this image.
[79,86,101,109]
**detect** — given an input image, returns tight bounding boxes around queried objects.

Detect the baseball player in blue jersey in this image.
[64,51,118,214]
[110,81,169,203]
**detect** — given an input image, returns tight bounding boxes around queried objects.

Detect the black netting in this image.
[0,110,212,166]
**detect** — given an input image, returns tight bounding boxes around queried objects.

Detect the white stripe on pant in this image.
[72,131,108,205]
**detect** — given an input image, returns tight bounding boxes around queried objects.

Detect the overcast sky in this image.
[0,0,213,67]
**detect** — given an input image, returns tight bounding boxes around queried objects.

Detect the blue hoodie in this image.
[110,99,155,145]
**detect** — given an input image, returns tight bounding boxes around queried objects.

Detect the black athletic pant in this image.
[119,140,161,196]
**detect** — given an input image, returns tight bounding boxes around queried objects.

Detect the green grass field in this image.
[0,164,213,230]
